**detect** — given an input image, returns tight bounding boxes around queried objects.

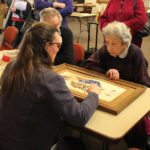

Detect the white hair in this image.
[102,21,132,45]
[39,7,62,24]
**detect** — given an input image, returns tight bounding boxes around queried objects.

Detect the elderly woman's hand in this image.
[106,69,120,80]
[87,83,101,96]
[53,2,66,8]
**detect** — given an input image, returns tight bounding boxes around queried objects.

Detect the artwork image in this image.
[53,64,146,115]
[61,71,126,102]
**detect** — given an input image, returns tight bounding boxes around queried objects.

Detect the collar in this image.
[118,43,130,58]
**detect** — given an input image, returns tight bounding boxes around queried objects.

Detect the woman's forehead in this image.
[106,35,122,42]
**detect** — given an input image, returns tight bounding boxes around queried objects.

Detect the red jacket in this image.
[100,0,147,34]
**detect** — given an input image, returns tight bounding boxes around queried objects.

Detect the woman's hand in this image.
[10,7,16,13]
[106,69,120,80]
[87,83,101,95]
[53,2,66,8]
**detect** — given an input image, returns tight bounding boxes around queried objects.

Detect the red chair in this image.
[73,42,84,65]
[0,26,18,50]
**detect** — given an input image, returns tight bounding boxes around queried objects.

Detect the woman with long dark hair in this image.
[0,22,100,150]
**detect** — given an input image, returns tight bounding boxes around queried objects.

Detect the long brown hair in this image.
[0,22,58,98]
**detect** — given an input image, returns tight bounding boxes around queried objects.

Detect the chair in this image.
[0,26,18,50]
[73,42,84,65]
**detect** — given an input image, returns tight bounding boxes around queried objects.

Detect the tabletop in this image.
[0,49,19,77]
[70,12,96,18]
[85,88,150,140]
[74,3,96,8]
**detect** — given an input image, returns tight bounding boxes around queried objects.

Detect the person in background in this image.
[0,22,100,150]
[99,0,147,48]
[40,7,74,65]
[6,0,31,47]
[82,21,150,150]
[34,0,73,27]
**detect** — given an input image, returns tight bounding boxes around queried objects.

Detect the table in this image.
[70,12,96,43]
[0,49,19,77]
[73,3,95,13]
[0,61,8,77]
[81,88,150,149]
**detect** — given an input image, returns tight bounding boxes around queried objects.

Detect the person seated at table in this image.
[40,7,74,65]
[34,0,73,27]
[82,21,150,149]
[0,22,101,150]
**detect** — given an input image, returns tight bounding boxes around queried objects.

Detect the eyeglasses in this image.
[50,42,62,49]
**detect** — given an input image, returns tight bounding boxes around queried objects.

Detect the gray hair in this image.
[40,7,62,24]
[102,21,132,45]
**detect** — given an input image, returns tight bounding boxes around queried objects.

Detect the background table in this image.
[70,12,96,43]
[73,3,95,13]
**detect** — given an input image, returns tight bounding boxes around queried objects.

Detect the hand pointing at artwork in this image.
[87,83,101,95]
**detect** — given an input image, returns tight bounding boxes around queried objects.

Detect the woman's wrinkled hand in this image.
[106,69,120,80]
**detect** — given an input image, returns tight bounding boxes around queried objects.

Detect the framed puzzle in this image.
[53,64,147,115]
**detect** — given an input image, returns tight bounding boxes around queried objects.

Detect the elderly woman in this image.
[83,21,150,87]
[83,21,150,150]
[0,22,100,150]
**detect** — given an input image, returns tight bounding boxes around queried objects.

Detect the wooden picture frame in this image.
[53,64,147,115]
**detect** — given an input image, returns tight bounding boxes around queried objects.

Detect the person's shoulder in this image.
[35,67,65,89]
[128,44,146,63]
[129,44,143,56]
[40,67,58,79]
[60,26,73,40]
[60,26,72,35]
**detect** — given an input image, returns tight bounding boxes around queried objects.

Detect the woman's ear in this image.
[124,42,128,47]
[45,42,49,52]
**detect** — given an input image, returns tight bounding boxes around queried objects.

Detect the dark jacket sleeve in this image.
[132,45,150,87]
[42,72,99,126]
[82,46,107,74]
[54,27,74,65]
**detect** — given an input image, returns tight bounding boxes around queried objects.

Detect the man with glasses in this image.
[40,7,74,65]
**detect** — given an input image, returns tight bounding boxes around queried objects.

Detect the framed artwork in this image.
[53,64,147,115]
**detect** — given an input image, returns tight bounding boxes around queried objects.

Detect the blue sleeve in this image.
[57,0,73,17]
[34,0,53,11]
